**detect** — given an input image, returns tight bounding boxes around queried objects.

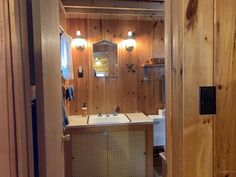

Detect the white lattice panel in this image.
[71,133,108,177]
[71,131,146,177]
[107,131,146,177]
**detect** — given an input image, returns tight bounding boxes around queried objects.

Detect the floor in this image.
[153,146,164,177]
[154,166,163,177]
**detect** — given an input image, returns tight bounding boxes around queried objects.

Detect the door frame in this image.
[164,0,172,176]
[1,0,34,177]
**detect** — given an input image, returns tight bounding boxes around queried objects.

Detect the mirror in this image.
[93,40,118,78]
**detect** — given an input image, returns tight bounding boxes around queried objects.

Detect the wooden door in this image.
[214,1,236,177]
[0,0,34,177]
[0,1,17,176]
[30,0,65,176]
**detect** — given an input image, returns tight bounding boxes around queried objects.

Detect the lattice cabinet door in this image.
[107,131,146,177]
[71,133,108,177]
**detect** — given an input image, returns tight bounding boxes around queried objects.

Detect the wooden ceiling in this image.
[61,0,164,17]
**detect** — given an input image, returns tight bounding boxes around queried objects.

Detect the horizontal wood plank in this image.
[62,0,164,11]
[65,7,164,16]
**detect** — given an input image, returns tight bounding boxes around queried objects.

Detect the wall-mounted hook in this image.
[127,64,135,73]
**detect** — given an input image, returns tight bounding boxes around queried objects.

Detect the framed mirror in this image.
[92,40,118,78]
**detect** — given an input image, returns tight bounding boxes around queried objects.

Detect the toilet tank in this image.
[148,115,166,147]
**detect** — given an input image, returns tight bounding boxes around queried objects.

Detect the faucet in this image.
[115,106,120,114]
[98,113,102,117]
[112,112,118,116]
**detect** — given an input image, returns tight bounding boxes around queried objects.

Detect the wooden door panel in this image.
[0,1,16,176]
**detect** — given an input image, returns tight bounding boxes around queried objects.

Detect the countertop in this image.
[67,112,153,129]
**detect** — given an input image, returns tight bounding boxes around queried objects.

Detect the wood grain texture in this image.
[62,0,164,11]
[137,19,154,114]
[59,1,68,31]
[214,0,236,175]
[0,0,35,177]
[119,17,139,113]
[183,0,214,177]
[164,0,172,176]
[65,15,165,115]
[166,0,214,176]
[9,0,35,175]
[32,0,65,176]
[0,1,17,177]
[216,172,236,177]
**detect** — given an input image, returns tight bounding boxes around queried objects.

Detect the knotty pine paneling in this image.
[165,0,214,177]
[65,15,165,115]
[183,0,214,176]
[214,0,236,174]
[119,17,138,113]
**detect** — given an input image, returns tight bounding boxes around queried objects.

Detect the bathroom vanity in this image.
[64,113,153,177]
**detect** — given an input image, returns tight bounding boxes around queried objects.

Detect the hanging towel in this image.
[62,98,69,128]
[61,33,74,80]
[66,86,75,101]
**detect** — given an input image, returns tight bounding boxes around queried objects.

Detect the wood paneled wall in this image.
[214,1,236,176]
[59,2,68,31]
[166,0,236,177]
[166,0,214,177]
[63,15,165,115]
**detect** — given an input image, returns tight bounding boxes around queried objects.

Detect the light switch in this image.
[199,86,216,115]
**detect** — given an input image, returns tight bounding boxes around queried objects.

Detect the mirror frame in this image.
[92,40,119,78]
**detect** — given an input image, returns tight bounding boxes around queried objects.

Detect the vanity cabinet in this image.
[64,124,153,177]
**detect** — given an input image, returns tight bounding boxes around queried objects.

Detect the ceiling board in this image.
[62,0,164,11]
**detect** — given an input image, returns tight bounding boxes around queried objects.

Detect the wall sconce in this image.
[72,31,86,50]
[124,31,136,51]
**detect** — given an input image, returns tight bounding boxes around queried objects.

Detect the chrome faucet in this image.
[98,113,102,117]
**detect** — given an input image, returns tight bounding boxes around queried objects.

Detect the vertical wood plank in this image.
[183,0,214,176]
[88,16,106,114]
[69,18,89,115]
[164,0,173,176]
[8,0,35,176]
[104,16,122,113]
[0,1,17,177]
[214,0,236,175]
[169,0,214,176]
[59,2,68,31]
[32,0,65,176]
[119,17,138,113]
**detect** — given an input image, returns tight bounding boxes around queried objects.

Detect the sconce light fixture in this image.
[72,31,86,50]
[124,31,136,51]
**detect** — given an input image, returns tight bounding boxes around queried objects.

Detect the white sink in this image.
[89,114,130,124]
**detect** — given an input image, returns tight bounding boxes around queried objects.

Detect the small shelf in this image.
[141,64,165,68]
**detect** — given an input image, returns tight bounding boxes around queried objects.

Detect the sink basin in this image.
[89,114,130,124]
